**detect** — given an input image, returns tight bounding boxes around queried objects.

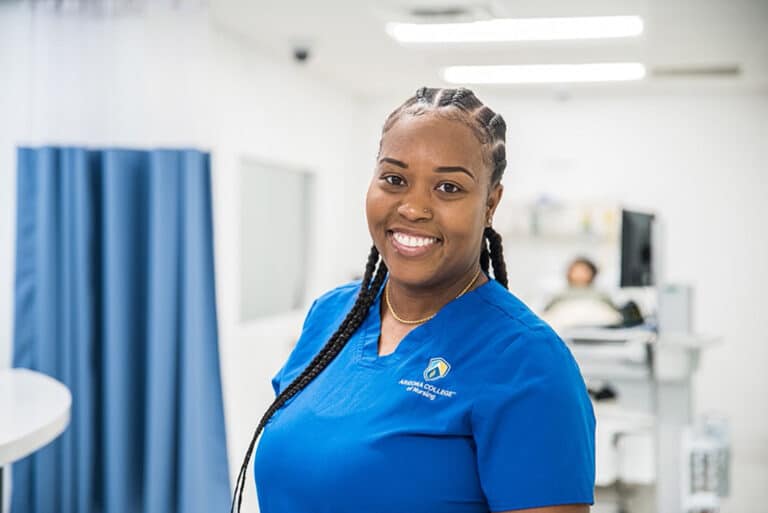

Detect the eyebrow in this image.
[378,157,476,181]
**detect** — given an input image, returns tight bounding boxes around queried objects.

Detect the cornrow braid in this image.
[435,88,454,107]
[451,87,470,105]
[452,90,483,112]
[491,143,507,186]
[415,86,435,104]
[487,113,506,140]
[473,106,496,131]
[230,246,388,513]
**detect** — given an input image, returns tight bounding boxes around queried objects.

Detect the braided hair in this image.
[230,87,509,512]
[382,86,508,188]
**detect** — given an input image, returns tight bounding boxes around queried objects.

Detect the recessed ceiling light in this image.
[443,63,647,84]
[386,16,644,43]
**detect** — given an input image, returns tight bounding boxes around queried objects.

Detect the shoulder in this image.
[272,280,365,394]
[292,279,365,351]
[481,280,547,326]
[469,286,595,438]
[302,279,363,328]
[472,279,567,352]
[470,280,588,393]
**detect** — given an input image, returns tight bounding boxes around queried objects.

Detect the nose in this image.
[397,191,433,222]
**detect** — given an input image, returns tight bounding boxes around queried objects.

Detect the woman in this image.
[231,87,595,513]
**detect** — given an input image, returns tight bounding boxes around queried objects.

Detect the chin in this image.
[384,261,443,288]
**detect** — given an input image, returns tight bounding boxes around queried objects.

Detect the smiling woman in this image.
[231,87,595,513]
[368,108,500,301]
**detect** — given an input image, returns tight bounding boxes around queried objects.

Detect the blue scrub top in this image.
[255,277,595,513]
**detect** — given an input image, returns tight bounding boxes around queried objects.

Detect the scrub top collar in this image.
[358,272,496,366]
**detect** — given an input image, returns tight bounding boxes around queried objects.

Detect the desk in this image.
[0,369,72,511]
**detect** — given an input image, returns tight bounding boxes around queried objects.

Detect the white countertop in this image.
[0,368,72,466]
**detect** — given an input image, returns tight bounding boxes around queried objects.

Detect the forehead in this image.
[379,113,486,172]
[570,261,594,272]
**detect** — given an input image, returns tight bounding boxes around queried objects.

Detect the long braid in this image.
[485,227,508,289]
[230,246,387,513]
[480,236,490,275]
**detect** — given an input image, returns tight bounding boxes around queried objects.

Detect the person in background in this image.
[543,256,624,329]
[230,87,595,513]
[566,257,600,288]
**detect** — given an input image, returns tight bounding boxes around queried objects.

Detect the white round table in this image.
[0,368,72,509]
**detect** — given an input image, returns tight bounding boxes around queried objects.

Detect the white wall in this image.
[0,4,27,372]
[0,10,24,511]
[359,90,768,513]
[3,3,767,513]
[207,19,370,513]
[0,4,369,512]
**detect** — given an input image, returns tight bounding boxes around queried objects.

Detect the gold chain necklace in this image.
[384,268,483,325]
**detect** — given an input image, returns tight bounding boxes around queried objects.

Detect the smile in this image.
[387,230,441,257]
[393,231,437,247]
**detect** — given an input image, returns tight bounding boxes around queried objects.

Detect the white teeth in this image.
[393,231,436,248]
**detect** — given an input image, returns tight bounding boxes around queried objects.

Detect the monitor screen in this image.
[620,209,654,287]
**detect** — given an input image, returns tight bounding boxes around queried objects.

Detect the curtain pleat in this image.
[12,147,230,513]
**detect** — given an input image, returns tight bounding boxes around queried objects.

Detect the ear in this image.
[485,183,503,227]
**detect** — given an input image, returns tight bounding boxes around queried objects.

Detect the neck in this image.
[384,267,487,322]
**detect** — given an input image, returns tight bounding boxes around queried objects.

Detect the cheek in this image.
[442,204,485,247]
[365,186,388,230]
[453,203,485,231]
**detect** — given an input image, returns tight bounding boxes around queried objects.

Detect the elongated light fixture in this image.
[386,16,643,43]
[443,63,646,84]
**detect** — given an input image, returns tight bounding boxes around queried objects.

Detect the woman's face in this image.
[366,112,503,290]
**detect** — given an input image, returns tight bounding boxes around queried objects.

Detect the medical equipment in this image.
[560,294,724,513]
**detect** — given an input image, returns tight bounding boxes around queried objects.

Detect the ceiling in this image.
[210,0,768,99]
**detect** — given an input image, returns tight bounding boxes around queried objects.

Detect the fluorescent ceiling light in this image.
[443,63,646,84]
[386,16,643,43]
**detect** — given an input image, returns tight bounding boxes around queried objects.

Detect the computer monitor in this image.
[620,209,655,287]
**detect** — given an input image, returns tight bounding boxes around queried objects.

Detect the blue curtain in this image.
[12,147,231,513]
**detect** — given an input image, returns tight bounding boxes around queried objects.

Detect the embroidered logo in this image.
[423,357,451,381]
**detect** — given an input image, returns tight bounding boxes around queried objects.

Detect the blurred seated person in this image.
[542,257,624,329]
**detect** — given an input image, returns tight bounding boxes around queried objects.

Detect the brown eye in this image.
[382,175,405,186]
[436,182,462,193]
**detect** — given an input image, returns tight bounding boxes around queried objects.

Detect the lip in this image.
[387,226,442,240]
[386,228,442,258]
